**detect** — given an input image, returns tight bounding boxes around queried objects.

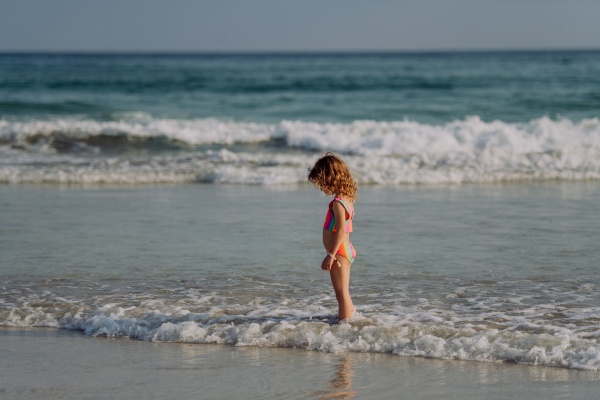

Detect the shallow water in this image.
[2,183,599,370]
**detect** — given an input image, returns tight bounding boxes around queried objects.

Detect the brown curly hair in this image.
[307,152,357,202]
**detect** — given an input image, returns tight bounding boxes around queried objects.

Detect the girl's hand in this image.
[321,255,335,270]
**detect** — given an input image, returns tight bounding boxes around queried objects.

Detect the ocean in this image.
[1,52,600,398]
[2,51,600,185]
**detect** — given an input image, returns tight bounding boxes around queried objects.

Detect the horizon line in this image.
[1,48,600,56]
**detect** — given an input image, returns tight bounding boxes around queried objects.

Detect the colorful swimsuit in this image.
[324,197,356,264]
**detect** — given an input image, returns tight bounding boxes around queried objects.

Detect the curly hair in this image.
[307,152,357,202]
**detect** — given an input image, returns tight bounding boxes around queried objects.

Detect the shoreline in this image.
[1,326,598,399]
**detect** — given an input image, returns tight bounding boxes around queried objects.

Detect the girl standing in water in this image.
[308,152,357,321]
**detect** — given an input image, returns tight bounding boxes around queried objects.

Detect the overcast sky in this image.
[1,0,599,52]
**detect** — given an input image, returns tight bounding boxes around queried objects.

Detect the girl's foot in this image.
[338,308,356,323]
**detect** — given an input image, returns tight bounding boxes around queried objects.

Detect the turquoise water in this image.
[1,52,600,373]
[2,52,600,123]
[2,52,600,185]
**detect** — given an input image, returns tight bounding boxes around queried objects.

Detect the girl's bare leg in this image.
[329,255,354,321]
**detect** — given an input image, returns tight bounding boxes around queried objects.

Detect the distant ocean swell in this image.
[1,115,600,184]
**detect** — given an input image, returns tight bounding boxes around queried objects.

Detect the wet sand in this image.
[1,327,598,399]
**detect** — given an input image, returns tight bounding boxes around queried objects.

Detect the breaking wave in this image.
[1,115,600,184]
[2,276,600,370]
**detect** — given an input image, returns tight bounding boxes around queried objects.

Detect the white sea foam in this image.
[2,278,600,370]
[0,117,280,146]
[1,116,600,184]
[0,148,310,185]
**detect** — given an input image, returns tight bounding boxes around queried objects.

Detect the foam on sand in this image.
[2,277,600,370]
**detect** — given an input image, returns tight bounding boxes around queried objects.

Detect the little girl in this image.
[308,152,357,321]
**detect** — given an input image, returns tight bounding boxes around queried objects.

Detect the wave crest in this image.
[2,116,600,184]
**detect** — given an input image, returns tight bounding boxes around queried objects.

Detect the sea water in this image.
[1,52,600,377]
[1,52,600,185]
[2,182,599,372]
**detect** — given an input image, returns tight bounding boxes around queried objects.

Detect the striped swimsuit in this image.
[324,197,356,263]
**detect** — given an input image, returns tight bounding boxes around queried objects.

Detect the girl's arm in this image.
[321,201,348,270]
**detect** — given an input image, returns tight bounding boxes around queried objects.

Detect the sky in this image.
[1,0,599,52]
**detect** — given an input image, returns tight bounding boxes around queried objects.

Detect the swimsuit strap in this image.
[333,197,353,220]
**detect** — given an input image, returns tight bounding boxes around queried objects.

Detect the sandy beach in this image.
[2,327,599,399]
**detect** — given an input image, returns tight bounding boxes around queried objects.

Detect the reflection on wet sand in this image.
[312,357,357,399]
